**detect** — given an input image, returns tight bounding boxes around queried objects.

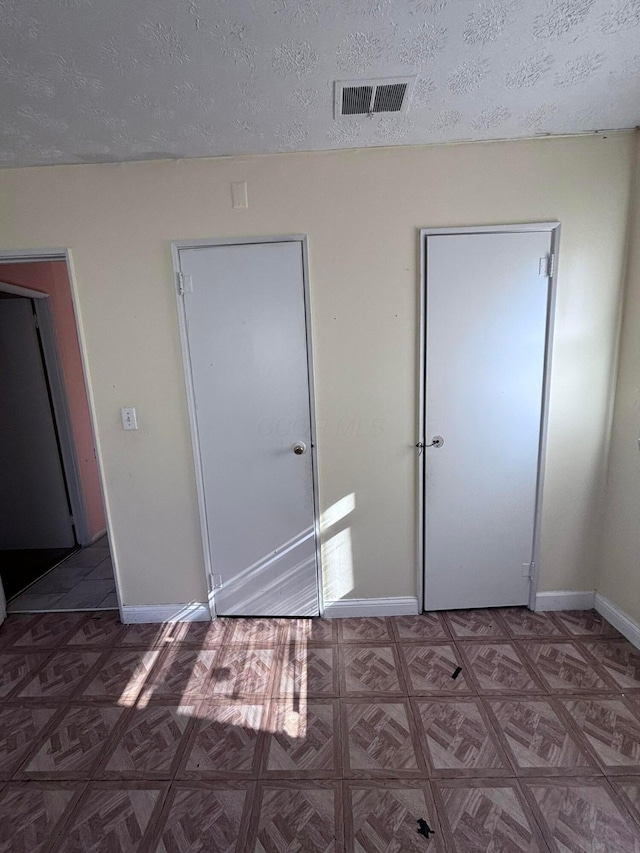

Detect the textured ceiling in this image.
[0,0,639,168]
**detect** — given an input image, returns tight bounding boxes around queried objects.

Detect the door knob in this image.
[293,442,307,455]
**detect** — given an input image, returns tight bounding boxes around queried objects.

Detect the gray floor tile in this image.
[85,557,115,581]
[23,565,92,596]
[54,579,116,609]
[97,591,119,608]
[5,538,114,613]
[8,592,66,612]
[61,547,110,569]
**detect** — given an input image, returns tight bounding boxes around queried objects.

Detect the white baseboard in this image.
[595,593,640,651]
[323,596,419,619]
[121,603,210,624]
[91,528,108,544]
[534,590,595,612]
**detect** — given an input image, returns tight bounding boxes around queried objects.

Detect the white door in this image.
[424,229,553,610]
[179,240,319,616]
[0,298,76,550]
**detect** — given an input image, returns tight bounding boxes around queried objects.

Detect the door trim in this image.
[0,249,123,620]
[171,235,323,618]
[418,222,561,613]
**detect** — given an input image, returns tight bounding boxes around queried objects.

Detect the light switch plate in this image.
[121,407,138,430]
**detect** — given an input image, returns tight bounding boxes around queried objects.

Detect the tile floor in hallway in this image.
[1,607,640,851]
[8,536,117,613]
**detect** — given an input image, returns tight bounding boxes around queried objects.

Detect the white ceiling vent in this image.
[334,77,415,119]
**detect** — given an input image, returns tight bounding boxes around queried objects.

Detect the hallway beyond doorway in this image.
[7,535,117,612]
[0,548,77,599]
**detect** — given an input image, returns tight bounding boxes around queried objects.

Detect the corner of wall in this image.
[596,129,640,625]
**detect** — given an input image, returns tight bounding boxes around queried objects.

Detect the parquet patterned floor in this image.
[1,607,640,851]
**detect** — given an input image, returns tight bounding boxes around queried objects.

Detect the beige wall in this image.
[0,133,634,607]
[598,132,640,621]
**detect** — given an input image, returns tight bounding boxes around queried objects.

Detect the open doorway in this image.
[0,257,118,614]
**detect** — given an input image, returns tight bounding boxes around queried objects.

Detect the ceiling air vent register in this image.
[335,77,415,119]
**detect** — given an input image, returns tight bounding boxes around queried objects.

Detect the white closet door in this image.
[424,230,552,610]
[180,241,319,616]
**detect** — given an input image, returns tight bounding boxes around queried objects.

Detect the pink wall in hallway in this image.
[0,261,106,540]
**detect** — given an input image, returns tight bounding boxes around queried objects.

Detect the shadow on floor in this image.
[7,536,117,612]
[0,547,78,599]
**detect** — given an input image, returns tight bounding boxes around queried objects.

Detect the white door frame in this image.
[0,248,123,618]
[418,222,561,613]
[171,235,323,619]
